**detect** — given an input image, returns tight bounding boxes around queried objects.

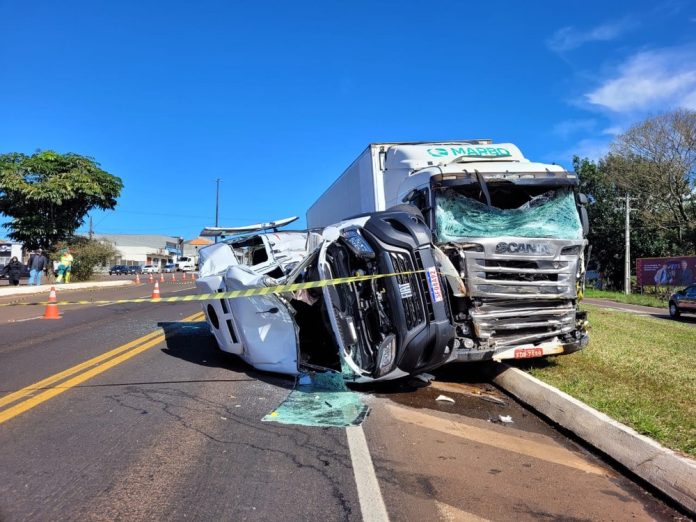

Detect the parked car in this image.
[175,257,196,272]
[128,265,143,274]
[668,285,696,319]
[142,264,161,274]
[108,265,129,275]
[196,207,454,382]
[163,263,177,273]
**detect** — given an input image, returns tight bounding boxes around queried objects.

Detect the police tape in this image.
[0,269,433,307]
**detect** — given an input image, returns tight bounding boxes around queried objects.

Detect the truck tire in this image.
[669,301,680,319]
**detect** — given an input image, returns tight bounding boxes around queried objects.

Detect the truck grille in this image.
[389,252,425,329]
[468,258,575,297]
[470,300,577,346]
[463,239,585,347]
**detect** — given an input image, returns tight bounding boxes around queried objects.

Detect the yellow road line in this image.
[0,311,204,424]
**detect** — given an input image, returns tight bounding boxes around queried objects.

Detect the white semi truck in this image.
[307,141,590,362]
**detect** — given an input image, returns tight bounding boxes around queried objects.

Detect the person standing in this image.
[56,248,74,283]
[28,248,48,286]
[676,259,694,286]
[1,256,24,286]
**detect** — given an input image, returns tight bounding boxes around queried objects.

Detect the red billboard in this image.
[636,256,696,288]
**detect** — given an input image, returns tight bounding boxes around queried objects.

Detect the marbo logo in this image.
[427,146,511,158]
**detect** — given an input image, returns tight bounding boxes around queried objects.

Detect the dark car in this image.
[127,265,143,274]
[668,285,696,319]
[108,265,129,275]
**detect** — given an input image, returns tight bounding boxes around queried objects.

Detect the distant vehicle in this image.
[142,264,161,274]
[163,263,176,273]
[668,285,696,319]
[108,265,129,275]
[129,265,143,274]
[176,257,196,272]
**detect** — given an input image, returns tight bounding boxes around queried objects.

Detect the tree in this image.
[49,236,117,282]
[608,109,696,252]
[0,151,123,250]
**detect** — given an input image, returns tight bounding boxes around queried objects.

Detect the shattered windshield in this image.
[435,187,583,241]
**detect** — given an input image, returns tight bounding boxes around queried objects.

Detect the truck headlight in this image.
[342,228,376,259]
[378,334,397,373]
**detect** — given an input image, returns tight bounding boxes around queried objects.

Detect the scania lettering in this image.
[307,140,590,362]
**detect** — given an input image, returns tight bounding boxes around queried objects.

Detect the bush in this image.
[49,237,116,281]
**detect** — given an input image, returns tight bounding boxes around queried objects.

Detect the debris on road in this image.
[263,371,369,427]
[414,372,436,384]
[489,414,514,425]
[435,394,455,404]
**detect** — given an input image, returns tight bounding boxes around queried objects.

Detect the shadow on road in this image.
[157,319,294,391]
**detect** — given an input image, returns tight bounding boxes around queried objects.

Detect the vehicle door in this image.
[224,265,299,375]
[683,285,696,312]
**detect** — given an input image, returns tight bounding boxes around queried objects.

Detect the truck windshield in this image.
[435,187,583,241]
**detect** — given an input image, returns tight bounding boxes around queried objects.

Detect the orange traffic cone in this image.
[135,273,141,284]
[151,281,161,299]
[42,286,61,320]
[171,272,176,282]
[159,273,165,283]
[182,271,188,281]
[148,273,154,283]
[191,272,196,281]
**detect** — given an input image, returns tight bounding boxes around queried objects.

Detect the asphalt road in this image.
[584,297,696,326]
[0,282,687,521]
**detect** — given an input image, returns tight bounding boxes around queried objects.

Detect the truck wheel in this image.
[669,301,680,319]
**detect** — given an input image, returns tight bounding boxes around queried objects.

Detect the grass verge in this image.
[584,288,668,308]
[518,304,696,458]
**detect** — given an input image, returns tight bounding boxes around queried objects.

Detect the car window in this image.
[686,286,696,298]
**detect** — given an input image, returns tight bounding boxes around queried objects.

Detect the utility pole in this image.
[215,178,222,244]
[89,215,94,240]
[624,193,631,295]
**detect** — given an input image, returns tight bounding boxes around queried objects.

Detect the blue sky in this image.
[1,0,695,239]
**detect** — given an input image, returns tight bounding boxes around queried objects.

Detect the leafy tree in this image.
[609,109,696,252]
[48,237,117,282]
[0,151,123,250]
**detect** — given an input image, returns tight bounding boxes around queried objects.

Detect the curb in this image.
[488,364,696,515]
[0,280,135,298]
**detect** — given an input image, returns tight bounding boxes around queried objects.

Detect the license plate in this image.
[425,267,443,303]
[514,347,544,359]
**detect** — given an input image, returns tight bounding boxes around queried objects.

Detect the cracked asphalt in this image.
[0,283,688,521]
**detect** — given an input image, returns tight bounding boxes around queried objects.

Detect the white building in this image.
[94,235,214,269]
[0,240,24,267]
[95,234,184,268]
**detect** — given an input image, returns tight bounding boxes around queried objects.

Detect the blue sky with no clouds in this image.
[1,1,695,239]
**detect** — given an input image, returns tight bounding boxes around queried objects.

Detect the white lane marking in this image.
[346,426,389,522]
[8,316,44,323]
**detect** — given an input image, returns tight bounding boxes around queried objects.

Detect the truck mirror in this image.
[580,207,589,236]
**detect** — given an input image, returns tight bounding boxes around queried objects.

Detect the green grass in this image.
[584,288,667,308]
[518,304,696,458]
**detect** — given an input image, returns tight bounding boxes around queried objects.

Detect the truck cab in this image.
[391,142,590,361]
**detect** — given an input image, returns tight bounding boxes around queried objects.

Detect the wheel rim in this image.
[670,303,677,315]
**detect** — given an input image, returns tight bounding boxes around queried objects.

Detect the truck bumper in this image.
[454,334,588,363]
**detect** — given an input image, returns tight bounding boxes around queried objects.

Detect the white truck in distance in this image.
[176,256,196,272]
[307,141,590,362]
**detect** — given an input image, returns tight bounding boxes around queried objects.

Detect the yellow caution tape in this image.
[0,270,427,307]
